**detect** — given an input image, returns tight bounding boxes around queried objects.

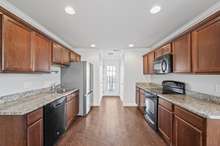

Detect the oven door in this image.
[144,95,158,130]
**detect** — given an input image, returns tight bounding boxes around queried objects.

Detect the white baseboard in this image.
[123,102,137,107]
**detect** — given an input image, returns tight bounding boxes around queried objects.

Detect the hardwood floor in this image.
[56,96,166,146]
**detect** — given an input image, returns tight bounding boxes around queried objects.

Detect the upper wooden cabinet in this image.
[192,15,220,73]
[52,43,62,64]
[155,44,172,59]
[70,52,77,62]
[70,51,81,62]
[172,34,192,73]
[1,14,33,72]
[143,52,155,74]
[32,32,51,72]
[52,42,70,65]
[148,51,155,74]
[143,55,149,74]
[62,47,70,65]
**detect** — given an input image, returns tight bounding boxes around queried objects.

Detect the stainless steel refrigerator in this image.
[61,61,93,116]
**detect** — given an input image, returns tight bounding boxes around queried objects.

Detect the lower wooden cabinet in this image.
[66,90,79,129]
[158,105,173,145]
[136,87,140,106]
[139,89,145,114]
[27,119,43,146]
[0,108,43,146]
[173,115,203,146]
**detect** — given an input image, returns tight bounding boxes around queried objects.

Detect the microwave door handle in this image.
[161,60,167,73]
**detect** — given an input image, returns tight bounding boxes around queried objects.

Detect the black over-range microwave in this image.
[153,54,173,74]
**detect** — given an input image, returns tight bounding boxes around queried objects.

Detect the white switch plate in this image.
[215,84,220,93]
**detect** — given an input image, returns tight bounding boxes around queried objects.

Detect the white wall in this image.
[122,48,151,106]
[151,74,220,97]
[0,66,61,97]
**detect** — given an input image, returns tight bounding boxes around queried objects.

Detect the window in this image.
[106,65,116,91]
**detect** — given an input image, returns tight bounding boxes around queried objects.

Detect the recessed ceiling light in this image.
[90,44,96,48]
[129,44,134,48]
[65,6,76,15]
[150,5,161,14]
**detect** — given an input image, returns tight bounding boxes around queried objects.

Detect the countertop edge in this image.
[136,85,220,120]
[0,89,79,116]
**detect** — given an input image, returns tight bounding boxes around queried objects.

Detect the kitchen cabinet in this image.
[158,98,173,145]
[32,32,51,72]
[52,42,70,65]
[1,14,33,72]
[172,34,191,73]
[138,89,145,114]
[0,108,43,146]
[155,48,164,59]
[173,106,205,146]
[148,51,155,74]
[192,14,220,73]
[136,87,140,106]
[52,43,63,64]
[66,90,79,129]
[143,55,149,74]
[27,119,43,146]
[76,55,81,62]
[70,52,77,62]
[62,47,70,65]
[70,51,81,62]
[155,44,172,59]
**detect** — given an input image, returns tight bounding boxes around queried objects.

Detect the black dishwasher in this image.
[44,97,67,146]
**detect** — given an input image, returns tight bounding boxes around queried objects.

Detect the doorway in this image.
[103,60,120,96]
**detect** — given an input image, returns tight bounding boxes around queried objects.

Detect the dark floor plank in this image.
[56,96,166,146]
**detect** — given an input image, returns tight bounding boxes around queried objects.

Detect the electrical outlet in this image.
[215,84,220,93]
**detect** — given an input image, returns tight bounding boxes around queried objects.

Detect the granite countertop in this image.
[136,82,220,119]
[0,89,79,115]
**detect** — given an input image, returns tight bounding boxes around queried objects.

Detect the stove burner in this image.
[162,80,185,95]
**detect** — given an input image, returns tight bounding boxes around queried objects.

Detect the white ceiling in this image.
[7,0,220,49]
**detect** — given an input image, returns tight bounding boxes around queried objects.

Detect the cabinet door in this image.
[62,48,70,65]
[136,87,140,106]
[52,43,62,64]
[70,52,77,62]
[148,52,155,74]
[76,55,81,62]
[158,105,173,145]
[173,116,203,146]
[27,119,43,146]
[155,48,163,59]
[173,34,191,73]
[143,55,149,74]
[3,15,33,72]
[192,15,220,73]
[66,99,74,128]
[139,89,145,114]
[162,43,172,55]
[32,32,51,72]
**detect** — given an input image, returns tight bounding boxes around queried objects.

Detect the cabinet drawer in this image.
[27,108,43,126]
[67,94,74,102]
[159,98,173,112]
[174,106,205,130]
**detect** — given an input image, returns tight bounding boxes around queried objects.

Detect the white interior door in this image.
[103,60,120,96]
